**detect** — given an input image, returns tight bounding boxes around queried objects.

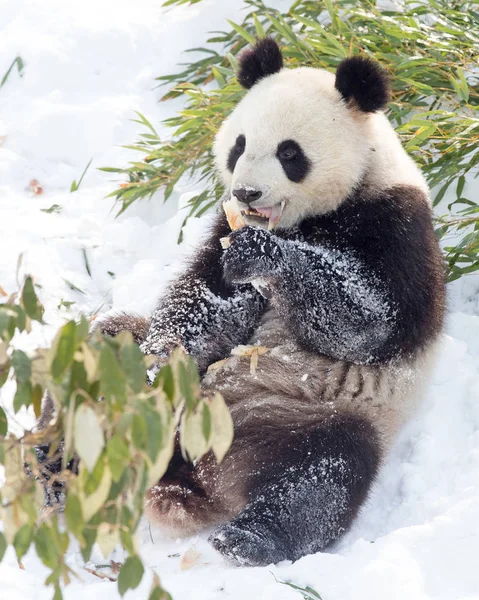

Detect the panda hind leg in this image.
[145,445,235,535]
[209,413,381,566]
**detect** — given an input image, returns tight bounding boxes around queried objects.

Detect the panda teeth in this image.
[243,209,265,217]
[268,201,285,231]
[241,202,285,229]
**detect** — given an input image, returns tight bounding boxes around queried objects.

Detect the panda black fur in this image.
[98,39,446,566]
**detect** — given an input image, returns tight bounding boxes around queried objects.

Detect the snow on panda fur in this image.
[100,39,446,566]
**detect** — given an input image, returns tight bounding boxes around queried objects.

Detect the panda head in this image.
[214,38,392,229]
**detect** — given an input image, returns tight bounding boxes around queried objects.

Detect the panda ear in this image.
[335,56,390,113]
[237,38,284,89]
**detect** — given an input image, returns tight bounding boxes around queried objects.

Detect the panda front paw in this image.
[209,521,289,567]
[222,226,283,284]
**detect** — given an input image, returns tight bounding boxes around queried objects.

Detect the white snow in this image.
[1,0,478,599]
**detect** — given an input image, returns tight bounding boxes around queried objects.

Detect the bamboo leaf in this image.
[118,556,144,596]
[74,404,105,472]
[227,20,256,45]
[210,392,233,463]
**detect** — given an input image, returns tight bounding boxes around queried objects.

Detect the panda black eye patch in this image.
[227,134,246,173]
[276,139,311,183]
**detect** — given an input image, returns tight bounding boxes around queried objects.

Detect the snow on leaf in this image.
[74,404,105,472]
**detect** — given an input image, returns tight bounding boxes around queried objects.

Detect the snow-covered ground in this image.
[1,0,479,598]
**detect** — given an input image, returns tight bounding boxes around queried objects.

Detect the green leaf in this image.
[21,276,43,321]
[120,342,145,394]
[211,67,226,88]
[107,435,130,482]
[51,321,77,382]
[11,349,31,383]
[0,362,9,388]
[149,584,172,600]
[1,56,24,88]
[131,414,147,450]
[99,344,127,405]
[143,407,163,462]
[405,124,436,150]
[0,313,12,342]
[277,579,323,599]
[82,247,92,277]
[35,524,58,569]
[13,524,34,560]
[62,278,85,295]
[70,158,93,193]
[156,364,175,401]
[178,361,196,410]
[433,180,453,207]
[253,13,265,38]
[202,401,212,443]
[32,383,43,418]
[132,111,159,137]
[456,68,469,102]
[81,513,100,562]
[64,494,84,540]
[118,555,145,596]
[80,462,112,521]
[0,406,7,436]
[13,380,32,412]
[40,204,62,214]
[0,532,7,561]
[227,20,256,45]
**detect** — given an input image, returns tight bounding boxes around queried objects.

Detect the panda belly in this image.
[205,307,425,447]
[146,308,433,565]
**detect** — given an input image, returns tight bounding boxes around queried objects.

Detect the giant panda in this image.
[99,38,446,566]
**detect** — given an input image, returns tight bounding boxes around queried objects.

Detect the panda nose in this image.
[232,188,263,205]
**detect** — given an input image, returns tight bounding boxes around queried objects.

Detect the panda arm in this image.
[141,214,267,373]
[222,226,395,364]
[270,239,395,363]
[270,189,445,364]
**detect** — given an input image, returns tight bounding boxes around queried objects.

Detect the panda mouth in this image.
[241,201,285,230]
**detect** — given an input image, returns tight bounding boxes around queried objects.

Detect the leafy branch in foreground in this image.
[103,0,479,282]
[0,277,233,599]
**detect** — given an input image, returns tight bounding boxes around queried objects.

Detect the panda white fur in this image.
[99,39,445,566]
